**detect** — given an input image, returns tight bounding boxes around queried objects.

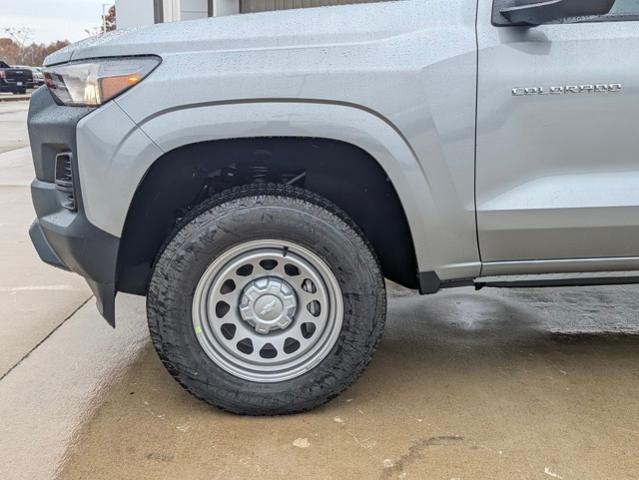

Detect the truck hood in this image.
[45,3,405,66]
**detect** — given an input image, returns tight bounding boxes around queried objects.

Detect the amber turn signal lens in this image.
[100,74,143,102]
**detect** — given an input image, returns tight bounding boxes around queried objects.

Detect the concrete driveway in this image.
[0,101,638,480]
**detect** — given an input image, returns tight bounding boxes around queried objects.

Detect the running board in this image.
[474,272,639,290]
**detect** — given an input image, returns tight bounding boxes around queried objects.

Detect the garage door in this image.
[240,0,383,13]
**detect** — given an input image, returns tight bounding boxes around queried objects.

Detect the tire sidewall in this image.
[148,192,386,413]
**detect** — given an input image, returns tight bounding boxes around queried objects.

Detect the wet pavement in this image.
[58,285,639,480]
[0,101,30,153]
[0,294,148,480]
[1,101,638,480]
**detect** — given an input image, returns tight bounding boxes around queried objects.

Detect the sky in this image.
[1,0,112,44]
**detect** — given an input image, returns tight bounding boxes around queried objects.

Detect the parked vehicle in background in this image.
[32,68,46,87]
[0,60,32,94]
[28,0,639,415]
[14,66,45,88]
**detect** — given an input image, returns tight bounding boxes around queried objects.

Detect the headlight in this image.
[44,56,160,107]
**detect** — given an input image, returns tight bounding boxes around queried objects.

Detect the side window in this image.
[589,0,639,22]
[606,0,639,15]
[493,0,639,25]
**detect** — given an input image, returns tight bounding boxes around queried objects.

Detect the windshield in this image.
[0,61,11,68]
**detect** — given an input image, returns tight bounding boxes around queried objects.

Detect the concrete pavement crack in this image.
[0,296,93,382]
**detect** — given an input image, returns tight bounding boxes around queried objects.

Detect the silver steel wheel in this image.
[192,239,344,383]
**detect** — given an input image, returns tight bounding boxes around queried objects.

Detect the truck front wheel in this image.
[147,184,386,415]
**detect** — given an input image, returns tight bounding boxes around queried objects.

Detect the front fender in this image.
[77,99,475,279]
[142,101,439,271]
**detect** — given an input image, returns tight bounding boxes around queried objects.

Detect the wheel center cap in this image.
[254,295,284,321]
[239,277,297,334]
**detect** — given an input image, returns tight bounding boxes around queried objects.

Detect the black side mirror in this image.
[493,0,616,26]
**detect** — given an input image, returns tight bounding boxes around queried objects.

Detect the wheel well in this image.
[116,137,419,294]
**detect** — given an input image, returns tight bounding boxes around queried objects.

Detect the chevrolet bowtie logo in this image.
[259,298,279,317]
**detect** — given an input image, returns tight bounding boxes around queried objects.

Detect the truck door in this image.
[476,0,639,274]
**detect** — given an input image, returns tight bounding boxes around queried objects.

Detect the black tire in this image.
[147,184,386,415]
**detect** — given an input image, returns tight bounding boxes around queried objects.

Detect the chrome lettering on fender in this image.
[512,84,622,96]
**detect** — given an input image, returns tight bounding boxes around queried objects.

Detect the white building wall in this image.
[115,0,156,28]
[180,0,210,20]
[214,0,240,16]
[115,0,205,27]
[163,0,182,21]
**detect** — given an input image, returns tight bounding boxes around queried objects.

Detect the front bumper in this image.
[28,87,120,325]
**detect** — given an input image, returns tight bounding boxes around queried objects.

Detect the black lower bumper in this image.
[28,88,120,326]
[29,220,68,271]
[29,180,120,325]
[0,83,26,93]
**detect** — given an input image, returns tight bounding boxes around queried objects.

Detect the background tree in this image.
[0,38,71,67]
[105,5,117,32]
[0,4,113,66]
[0,38,20,64]
[3,28,33,65]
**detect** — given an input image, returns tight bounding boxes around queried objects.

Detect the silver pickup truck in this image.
[28,0,639,414]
